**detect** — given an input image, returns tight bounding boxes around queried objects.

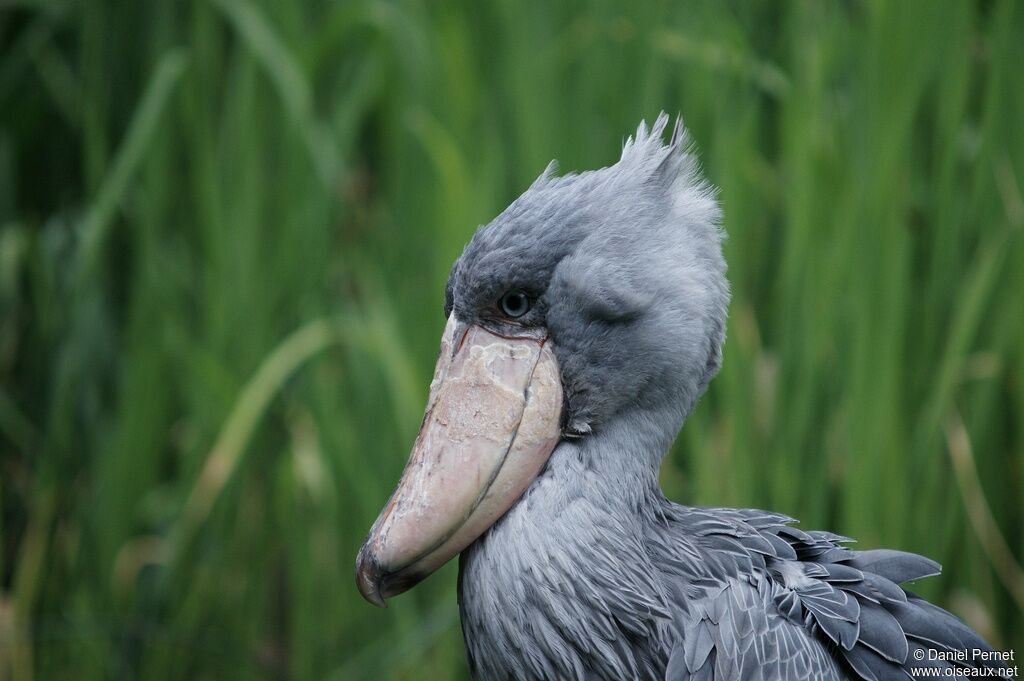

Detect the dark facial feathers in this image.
[447,113,728,438]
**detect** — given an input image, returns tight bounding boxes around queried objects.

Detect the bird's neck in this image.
[550,402,683,508]
[458,404,681,679]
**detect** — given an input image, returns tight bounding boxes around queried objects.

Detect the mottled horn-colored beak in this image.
[355,315,562,606]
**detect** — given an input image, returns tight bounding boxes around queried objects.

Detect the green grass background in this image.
[1,0,1022,678]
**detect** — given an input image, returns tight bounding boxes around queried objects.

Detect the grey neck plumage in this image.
[458,403,687,681]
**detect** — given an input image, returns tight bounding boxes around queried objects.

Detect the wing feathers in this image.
[661,506,1005,681]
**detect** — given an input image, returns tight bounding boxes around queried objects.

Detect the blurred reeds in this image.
[0,1,1021,679]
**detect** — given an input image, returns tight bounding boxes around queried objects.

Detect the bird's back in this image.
[651,504,1007,680]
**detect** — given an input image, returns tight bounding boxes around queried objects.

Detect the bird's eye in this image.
[499,290,531,318]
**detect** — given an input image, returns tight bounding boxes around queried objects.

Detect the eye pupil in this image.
[500,291,530,318]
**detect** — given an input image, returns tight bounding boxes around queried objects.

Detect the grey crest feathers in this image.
[447,113,729,438]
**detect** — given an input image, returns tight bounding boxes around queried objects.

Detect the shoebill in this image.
[356,114,1006,680]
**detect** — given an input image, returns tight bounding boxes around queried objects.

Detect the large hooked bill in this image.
[356,314,563,606]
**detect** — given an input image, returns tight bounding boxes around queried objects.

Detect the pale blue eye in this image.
[499,290,530,318]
